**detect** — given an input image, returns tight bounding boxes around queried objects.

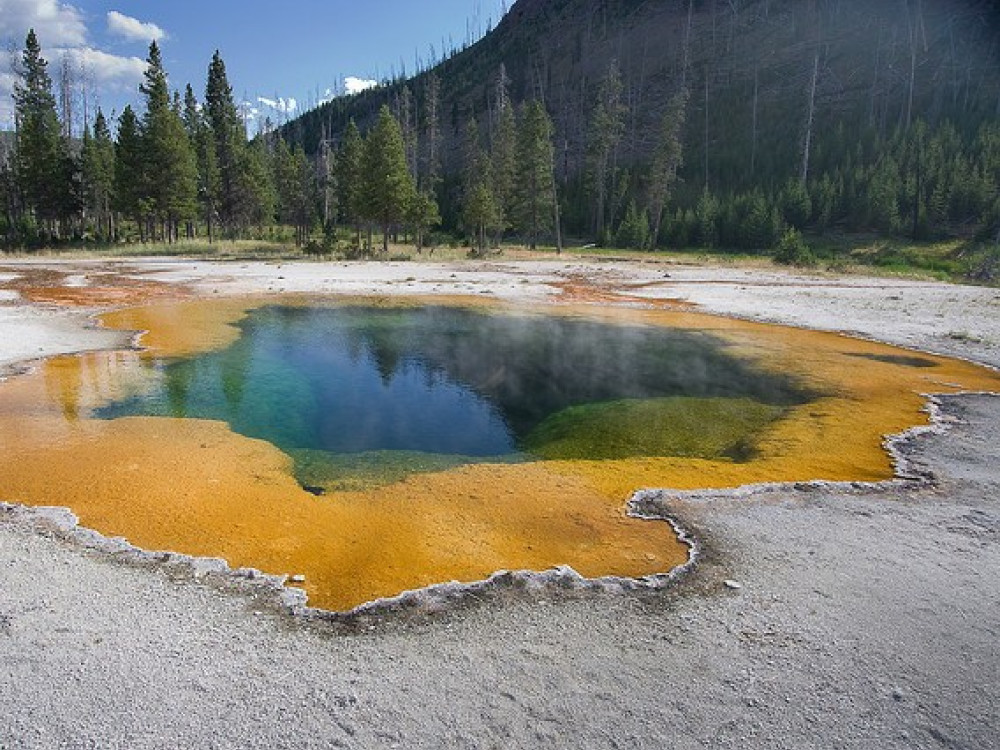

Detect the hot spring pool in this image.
[2,297,997,611]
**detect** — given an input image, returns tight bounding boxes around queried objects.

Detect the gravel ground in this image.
[1,257,998,749]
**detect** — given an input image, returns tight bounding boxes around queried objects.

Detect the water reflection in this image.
[96,306,815,471]
[5,300,999,611]
[44,355,83,422]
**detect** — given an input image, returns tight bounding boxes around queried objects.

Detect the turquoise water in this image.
[96,305,816,489]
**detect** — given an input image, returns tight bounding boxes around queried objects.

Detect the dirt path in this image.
[1,257,998,749]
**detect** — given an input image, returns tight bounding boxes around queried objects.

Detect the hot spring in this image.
[2,296,997,611]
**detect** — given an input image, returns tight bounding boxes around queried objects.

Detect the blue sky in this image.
[0,0,509,130]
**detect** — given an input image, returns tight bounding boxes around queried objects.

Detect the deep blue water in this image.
[96,305,814,480]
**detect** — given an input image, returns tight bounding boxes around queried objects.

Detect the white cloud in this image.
[257,95,297,115]
[57,46,146,91]
[344,76,377,95]
[0,1,150,127]
[0,0,87,47]
[0,46,145,127]
[106,11,166,43]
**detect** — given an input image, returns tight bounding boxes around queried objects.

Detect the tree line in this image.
[0,31,561,255]
[567,63,1000,253]
[282,0,1000,256]
[5,0,1000,258]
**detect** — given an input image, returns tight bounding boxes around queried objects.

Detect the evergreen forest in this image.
[2,0,1000,279]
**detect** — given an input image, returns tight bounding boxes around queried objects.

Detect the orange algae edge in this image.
[1,296,999,613]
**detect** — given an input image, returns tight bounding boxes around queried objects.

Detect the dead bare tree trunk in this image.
[704,66,710,190]
[906,23,917,129]
[682,0,694,89]
[552,179,562,255]
[59,52,74,139]
[905,0,927,130]
[420,74,441,193]
[800,51,820,186]
[870,25,882,128]
[751,65,758,172]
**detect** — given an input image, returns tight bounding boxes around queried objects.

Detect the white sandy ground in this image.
[1,257,999,749]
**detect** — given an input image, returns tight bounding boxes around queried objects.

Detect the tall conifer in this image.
[460,115,499,252]
[183,83,220,241]
[114,106,144,237]
[274,139,315,245]
[205,51,250,235]
[139,41,197,241]
[13,30,66,235]
[81,109,115,240]
[362,106,416,253]
[586,60,626,243]
[514,100,557,250]
[336,120,364,247]
[646,88,688,248]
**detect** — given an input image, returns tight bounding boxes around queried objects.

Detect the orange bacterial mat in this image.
[2,296,997,611]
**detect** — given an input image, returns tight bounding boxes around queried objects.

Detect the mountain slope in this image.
[283,0,1000,243]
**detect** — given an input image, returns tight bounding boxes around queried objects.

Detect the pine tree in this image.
[696,188,719,247]
[336,119,365,247]
[586,60,626,242]
[513,100,556,250]
[274,139,315,245]
[779,177,812,229]
[181,84,200,141]
[461,116,489,200]
[974,123,1000,242]
[490,67,517,236]
[81,109,115,241]
[182,84,220,241]
[392,84,418,180]
[242,138,276,231]
[13,29,68,238]
[139,41,198,241]
[464,181,500,255]
[616,201,650,249]
[79,125,94,231]
[114,106,145,239]
[867,159,901,233]
[362,106,416,254]
[205,51,250,236]
[0,146,16,243]
[406,189,441,252]
[273,138,296,238]
[647,88,688,249]
[317,135,336,231]
[460,115,499,252]
[419,73,442,194]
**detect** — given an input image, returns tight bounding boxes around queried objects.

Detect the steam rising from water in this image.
[96,305,817,485]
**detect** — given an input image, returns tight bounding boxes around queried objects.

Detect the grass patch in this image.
[291,448,526,493]
[851,239,963,280]
[8,231,997,286]
[2,239,297,260]
[805,234,1000,284]
[521,396,785,462]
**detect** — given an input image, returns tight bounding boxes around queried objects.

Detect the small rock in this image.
[289,574,306,584]
[724,579,743,590]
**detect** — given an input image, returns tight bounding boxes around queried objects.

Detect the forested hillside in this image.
[3,0,1000,268]
[285,0,1000,251]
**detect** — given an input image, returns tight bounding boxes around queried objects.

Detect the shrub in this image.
[773,228,816,266]
[615,201,650,249]
[302,239,330,256]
